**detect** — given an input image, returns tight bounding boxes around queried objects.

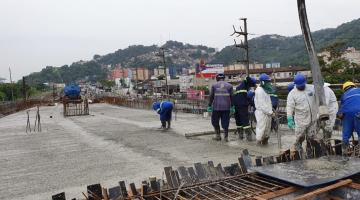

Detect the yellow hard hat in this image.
[343,81,356,91]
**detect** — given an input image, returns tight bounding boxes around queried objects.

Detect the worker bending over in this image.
[152,100,174,129]
[286,73,317,157]
[254,74,274,145]
[338,81,360,155]
[233,77,256,140]
[208,73,234,142]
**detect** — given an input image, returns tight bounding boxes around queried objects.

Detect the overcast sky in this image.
[1,0,359,81]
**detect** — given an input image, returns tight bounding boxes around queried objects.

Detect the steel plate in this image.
[253,156,360,187]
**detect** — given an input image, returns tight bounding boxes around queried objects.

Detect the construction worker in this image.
[232,76,257,140]
[152,100,174,129]
[208,73,234,142]
[323,83,338,140]
[254,74,274,145]
[286,73,316,157]
[338,81,360,155]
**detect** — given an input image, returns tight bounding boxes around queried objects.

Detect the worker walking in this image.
[338,81,360,155]
[152,100,174,129]
[254,74,274,145]
[208,73,234,142]
[323,83,338,140]
[286,73,316,157]
[233,77,257,140]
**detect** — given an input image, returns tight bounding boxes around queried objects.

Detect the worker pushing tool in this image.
[286,73,317,158]
[338,81,360,156]
[232,76,256,140]
[152,100,174,129]
[254,73,274,145]
[208,73,234,142]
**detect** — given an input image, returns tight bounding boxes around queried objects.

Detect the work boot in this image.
[261,136,269,145]
[212,128,221,141]
[237,128,244,140]
[342,143,349,160]
[245,129,253,141]
[160,121,166,129]
[166,120,171,129]
[224,129,229,142]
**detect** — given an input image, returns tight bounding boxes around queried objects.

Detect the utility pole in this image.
[156,47,169,96]
[231,18,250,77]
[22,76,26,101]
[9,67,14,101]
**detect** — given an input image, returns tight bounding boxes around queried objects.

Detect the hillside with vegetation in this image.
[24,18,360,86]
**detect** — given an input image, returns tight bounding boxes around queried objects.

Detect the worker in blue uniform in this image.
[338,81,360,155]
[153,101,174,129]
[232,76,256,140]
[270,88,279,132]
[208,73,234,142]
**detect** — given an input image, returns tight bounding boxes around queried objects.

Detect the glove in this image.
[207,106,213,113]
[230,106,235,114]
[287,116,295,130]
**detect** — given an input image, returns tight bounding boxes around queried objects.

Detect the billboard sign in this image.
[196,63,224,78]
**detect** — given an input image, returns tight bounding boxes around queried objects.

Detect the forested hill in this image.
[26,18,360,85]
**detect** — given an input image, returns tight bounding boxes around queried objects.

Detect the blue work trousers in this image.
[211,110,230,136]
[342,112,360,145]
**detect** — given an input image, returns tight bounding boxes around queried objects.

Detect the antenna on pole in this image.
[231,18,250,77]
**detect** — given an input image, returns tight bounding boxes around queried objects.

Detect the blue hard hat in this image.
[294,73,306,87]
[152,102,160,111]
[259,73,271,82]
[250,77,257,85]
[216,73,225,81]
[287,83,295,92]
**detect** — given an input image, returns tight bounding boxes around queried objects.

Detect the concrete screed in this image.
[1,103,298,200]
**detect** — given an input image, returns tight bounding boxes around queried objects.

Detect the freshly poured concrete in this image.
[1,103,298,200]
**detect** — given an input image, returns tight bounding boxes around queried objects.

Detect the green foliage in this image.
[26,61,108,85]
[100,80,115,88]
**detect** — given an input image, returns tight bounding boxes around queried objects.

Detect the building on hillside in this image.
[132,68,150,81]
[225,66,311,83]
[343,47,360,65]
[153,67,170,80]
[318,47,360,65]
[224,63,264,71]
[110,68,129,80]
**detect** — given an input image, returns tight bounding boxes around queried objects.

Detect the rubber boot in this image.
[224,129,229,142]
[166,120,171,129]
[342,143,349,161]
[161,121,166,129]
[237,128,244,140]
[245,128,253,141]
[261,135,269,145]
[212,128,221,141]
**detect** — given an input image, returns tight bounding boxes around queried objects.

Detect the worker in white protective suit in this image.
[323,83,338,140]
[286,73,317,156]
[254,74,274,145]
